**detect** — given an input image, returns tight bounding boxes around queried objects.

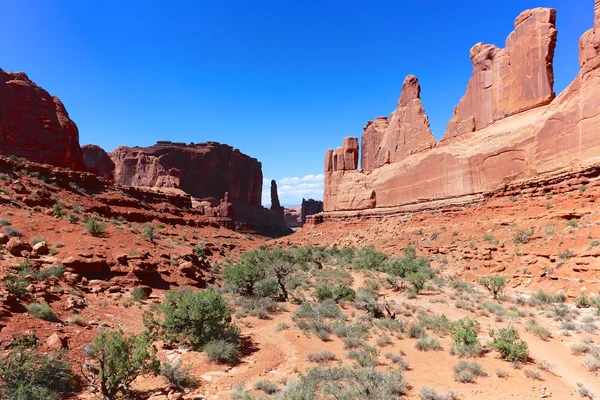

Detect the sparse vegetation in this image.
[86,218,106,236]
[478,275,506,299]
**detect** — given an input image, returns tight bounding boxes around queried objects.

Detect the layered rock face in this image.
[361,75,437,172]
[82,144,115,180]
[323,5,600,213]
[0,69,85,170]
[443,8,557,141]
[112,141,262,206]
[301,198,323,225]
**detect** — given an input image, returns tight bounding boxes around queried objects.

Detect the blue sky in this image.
[0,1,590,205]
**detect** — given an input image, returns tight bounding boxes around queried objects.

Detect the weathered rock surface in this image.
[323,5,600,213]
[112,141,262,206]
[0,69,85,170]
[325,137,359,172]
[301,198,323,225]
[361,75,437,172]
[443,8,557,141]
[82,144,115,179]
[284,206,302,228]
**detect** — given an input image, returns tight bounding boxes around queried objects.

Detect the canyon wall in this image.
[323,5,600,214]
[0,69,85,170]
[111,141,262,206]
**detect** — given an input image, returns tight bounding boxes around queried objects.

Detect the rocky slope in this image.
[0,69,85,170]
[323,5,600,214]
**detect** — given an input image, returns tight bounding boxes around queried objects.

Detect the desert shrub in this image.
[83,330,159,400]
[132,286,150,302]
[453,360,485,383]
[315,286,333,302]
[376,333,393,347]
[203,339,240,364]
[415,335,442,351]
[576,292,592,308]
[495,368,508,378]
[385,353,410,370]
[223,251,268,297]
[294,299,341,321]
[489,326,529,362]
[255,379,278,394]
[3,226,21,237]
[86,218,106,237]
[347,345,378,367]
[582,316,597,333]
[51,203,67,218]
[483,233,499,245]
[525,319,551,340]
[386,245,432,279]
[353,246,388,271]
[406,271,430,294]
[418,314,451,336]
[235,296,280,319]
[418,387,460,400]
[68,313,86,326]
[160,359,193,389]
[254,279,279,298]
[477,275,506,299]
[269,259,296,300]
[26,302,58,322]
[450,317,482,357]
[407,323,425,339]
[570,342,590,356]
[35,265,65,281]
[3,274,28,299]
[68,214,80,224]
[0,219,11,226]
[29,236,45,245]
[523,369,542,380]
[513,229,534,244]
[277,365,408,399]
[567,219,579,228]
[144,288,239,350]
[0,344,74,400]
[192,243,205,259]
[577,383,595,400]
[142,224,158,242]
[307,351,336,363]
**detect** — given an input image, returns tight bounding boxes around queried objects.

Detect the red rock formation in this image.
[82,144,115,180]
[325,137,359,172]
[323,5,600,214]
[284,206,302,228]
[361,76,437,172]
[301,198,323,225]
[111,141,262,206]
[0,69,85,170]
[443,8,557,141]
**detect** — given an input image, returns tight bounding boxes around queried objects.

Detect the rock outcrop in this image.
[325,137,359,172]
[443,8,557,141]
[323,5,600,214]
[301,198,323,225]
[82,144,115,180]
[0,69,85,170]
[111,141,262,206]
[284,206,302,228]
[361,75,437,172]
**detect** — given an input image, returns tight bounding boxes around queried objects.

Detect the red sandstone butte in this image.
[82,144,115,180]
[111,141,263,206]
[0,69,85,170]
[443,8,557,141]
[322,5,600,213]
[361,75,437,172]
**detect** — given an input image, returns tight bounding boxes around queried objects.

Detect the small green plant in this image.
[450,317,482,357]
[203,339,240,364]
[489,326,529,362]
[576,292,592,308]
[580,185,588,192]
[86,218,106,237]
[3,226,21,237]
[477,275,506,299]
[415,336,442,351]
[484,233,499,245]
[255,378,278,395]
[0,344,74,399]
[193,243,206,259]
[3,274,28,299]
[26,302,59,322]
[51,203,67,218]
[513,229,534,244]
[35,265,65,281]
[142,224,158,243]
[0,219,11,226]
[567,219,579,228]
[69,214,80,224]
[453,360,485,382]
[160,359,194,389]
[83,330,159,400]
[131,286,150,302]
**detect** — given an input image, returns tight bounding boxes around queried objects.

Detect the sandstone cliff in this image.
[82,144,115,180]
[111,141,262,206]
[323,5,600,214]
[0,69,85,170]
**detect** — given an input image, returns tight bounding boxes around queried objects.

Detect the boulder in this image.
[6,238,32,256]
[45,332,67,350]
[62,256,109,275]
[32,241,48,255]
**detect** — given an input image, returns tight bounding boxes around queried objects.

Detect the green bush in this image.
[203,339,240,364]
[193,244,206,259]
[489,326,529,362]
[453,360,485,382]
[315,286,333,302]
[406,271,430,294]
[415,336,442,351]
[86,218,106,237]
[142,224,158,242]
[145,288,239,350]
[26,303,58,322]
[450,317,482,357]
[0,345,74,400]
[160,359,194,389]
[386,245,432,279]
[132,286,150,302]
[83,330,159,400]
[477,275,506,299]
[255,378,278,394]
[3,274,28,299]
[35,265,65,281]
[353,246,388,271]
[223,251,267,296]
[575,292,592,308]
[513,229,534,244]
[51,203,67,218]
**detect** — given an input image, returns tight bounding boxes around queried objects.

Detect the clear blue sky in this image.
[0,1,591,205]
